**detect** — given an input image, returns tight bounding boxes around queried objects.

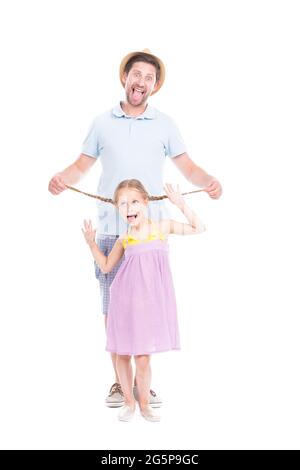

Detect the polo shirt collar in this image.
[112,101,156,120]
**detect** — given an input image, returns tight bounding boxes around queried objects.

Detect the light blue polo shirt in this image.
[81,102,187,236]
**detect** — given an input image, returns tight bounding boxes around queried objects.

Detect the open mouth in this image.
[132,87,144,98]
[127,214,138,221]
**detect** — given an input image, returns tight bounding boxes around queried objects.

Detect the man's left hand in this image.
[204,178,222,199]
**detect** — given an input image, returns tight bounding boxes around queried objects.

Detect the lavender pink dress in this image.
[105,224,181,356]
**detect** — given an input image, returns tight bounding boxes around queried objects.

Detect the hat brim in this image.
[119,50,165,95]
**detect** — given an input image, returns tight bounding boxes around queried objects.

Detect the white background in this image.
[0,0,299,450]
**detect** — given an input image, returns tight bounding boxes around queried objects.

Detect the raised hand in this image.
[163,183,185,208]
[81,219,96,246]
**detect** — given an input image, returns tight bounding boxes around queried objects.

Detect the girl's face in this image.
[116,188,148,227]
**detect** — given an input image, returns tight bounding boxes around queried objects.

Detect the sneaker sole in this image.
[118,415,134,422]
[105,402,125,408]
[106,401,161,408]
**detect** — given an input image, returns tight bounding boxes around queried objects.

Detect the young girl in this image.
[81,180,206,422]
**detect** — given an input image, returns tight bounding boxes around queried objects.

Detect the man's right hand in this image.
[48,173,68,195]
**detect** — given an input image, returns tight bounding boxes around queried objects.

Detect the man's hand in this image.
[204,178,222,199]
[82,219,96,246]
[48,173,68,195]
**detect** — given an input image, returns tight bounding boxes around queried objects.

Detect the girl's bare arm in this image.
[160,183,206,235]
[89,238,124,273]
[82,219,124,273]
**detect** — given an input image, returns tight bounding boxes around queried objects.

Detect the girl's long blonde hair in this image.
[66,179,204,203]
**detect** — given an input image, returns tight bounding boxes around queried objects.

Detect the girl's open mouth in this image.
[127,214,138,222]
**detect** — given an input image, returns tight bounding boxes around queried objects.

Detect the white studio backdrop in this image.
[0,0,299,450]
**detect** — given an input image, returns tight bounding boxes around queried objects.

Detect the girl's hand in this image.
[164,183,185,208]
[81,219,96,246]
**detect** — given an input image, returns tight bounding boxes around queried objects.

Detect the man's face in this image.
[122,61,159,107]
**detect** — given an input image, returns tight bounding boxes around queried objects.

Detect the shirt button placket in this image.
[128,117,136,136]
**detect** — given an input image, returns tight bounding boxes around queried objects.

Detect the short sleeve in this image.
[81,118,101,158]
[165,118,187,159]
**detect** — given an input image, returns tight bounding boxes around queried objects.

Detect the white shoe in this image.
[133,386,163,408]
[141,406,161,422]
[118,405,135,422]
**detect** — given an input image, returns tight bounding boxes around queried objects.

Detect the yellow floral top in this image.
[121,223,166,250]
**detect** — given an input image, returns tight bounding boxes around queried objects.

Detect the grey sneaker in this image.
[105,382,125,408]
[133,386,162,408]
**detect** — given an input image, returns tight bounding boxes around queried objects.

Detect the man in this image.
[48,48,222,408]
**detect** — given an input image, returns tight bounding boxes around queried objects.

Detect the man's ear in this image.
[121,72,128,86]
[151,80,160,94]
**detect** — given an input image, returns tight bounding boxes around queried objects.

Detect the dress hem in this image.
[105,347,181,356]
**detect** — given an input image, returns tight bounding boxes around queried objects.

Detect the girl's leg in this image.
[134,355,151,409]
[116,355,135,409]
[104,315,120,383]
[105,318,161,408]
[134,355,160,421]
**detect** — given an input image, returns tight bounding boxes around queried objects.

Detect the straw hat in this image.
[119,48,165,95]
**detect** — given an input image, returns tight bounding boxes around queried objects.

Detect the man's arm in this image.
[171,152,222,199]
[48,153,97,195]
